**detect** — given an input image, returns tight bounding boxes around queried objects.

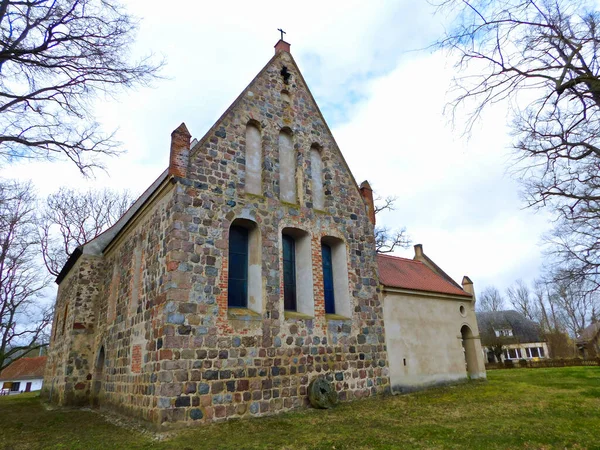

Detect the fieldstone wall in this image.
[89,186,176,422]
[43,254,105,405]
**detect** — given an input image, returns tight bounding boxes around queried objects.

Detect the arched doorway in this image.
[461,325,479,378]
[93,346,105,402]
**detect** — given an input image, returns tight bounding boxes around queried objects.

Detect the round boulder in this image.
[308,377,338,409]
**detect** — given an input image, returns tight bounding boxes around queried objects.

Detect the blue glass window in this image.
[228,226,248,308]
[282,234,297,311]
[322,243,335,314]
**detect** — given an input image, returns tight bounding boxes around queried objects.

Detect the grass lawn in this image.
[1,367,599,449]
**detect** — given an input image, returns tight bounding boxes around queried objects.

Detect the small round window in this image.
[459,305,466,316]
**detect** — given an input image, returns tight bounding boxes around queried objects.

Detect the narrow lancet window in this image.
[282,234,297,311]
[310,144,324,210]
[228,225,249,308]
[279,129,296,203]
[321,244,335,314]
[245,122,262,195]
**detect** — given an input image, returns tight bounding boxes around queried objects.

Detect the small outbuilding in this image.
[0,356,47,395]
[379,245,486,393]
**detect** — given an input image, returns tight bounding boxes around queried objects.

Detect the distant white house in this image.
[0,356,47,395]
[476,311,549,363]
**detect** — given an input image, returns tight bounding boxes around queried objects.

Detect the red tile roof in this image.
[377,254,471,297]
[0,356,47,381]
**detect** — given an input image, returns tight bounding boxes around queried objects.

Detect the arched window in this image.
[227,219,262,314]
[310,144,324,210]
[279,128,296,203]
[245,121,262,195]
[321,236,351,318]
[93,346,105,397]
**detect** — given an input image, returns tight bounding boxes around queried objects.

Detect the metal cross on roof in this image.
[277,28,286,41]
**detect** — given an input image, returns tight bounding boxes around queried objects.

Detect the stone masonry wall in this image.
[43,254,105,405]
[89,186,176,423]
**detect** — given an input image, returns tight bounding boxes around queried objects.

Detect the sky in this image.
[0,0,554,297]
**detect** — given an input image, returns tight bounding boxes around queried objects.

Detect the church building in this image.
[43,39,485,428]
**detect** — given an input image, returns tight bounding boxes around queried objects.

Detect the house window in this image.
[527,347,542,358]
[322,243,335,314]
[227,219,263,314]
[10,382,20,392]
[228,225,249,308]
[321,236,351,318]
[504,348,522,360]
[279,128,296,203]
[282,228,313,316]
[245,121,262,195]
[494,328,513,337]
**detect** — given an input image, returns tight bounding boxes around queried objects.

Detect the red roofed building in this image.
[0,356,47,394]
[378,245,486,393]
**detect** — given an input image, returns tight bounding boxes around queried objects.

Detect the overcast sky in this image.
[0,0,554,296]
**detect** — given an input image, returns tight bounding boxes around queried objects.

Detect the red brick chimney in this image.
[275,39,290,54]
[169,122,191,178]
[359,180,376,225]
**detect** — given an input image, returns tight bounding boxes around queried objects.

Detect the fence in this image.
[485,358,600,370]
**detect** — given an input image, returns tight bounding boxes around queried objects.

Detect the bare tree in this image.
[477,285,505,312]
[373,194,411,253]
[506,279,538,322]
[0,180,51,371]
[532,278,562,332]
[39,187,133,277]
[0,0,162,173]
[551,277,599,337]
[435,0,600,292]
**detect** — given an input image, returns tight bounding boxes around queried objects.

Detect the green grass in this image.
[1,367,599,449]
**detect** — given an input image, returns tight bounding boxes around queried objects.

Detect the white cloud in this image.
[333,52,553,292]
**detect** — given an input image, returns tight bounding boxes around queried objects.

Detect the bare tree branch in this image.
[435,0,600,294]
[372,193,412,253]
[0,0,163,174]
[477,285,506,312]
[39,187,133,277]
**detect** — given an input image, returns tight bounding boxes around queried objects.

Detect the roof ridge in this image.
[377,253,422,263]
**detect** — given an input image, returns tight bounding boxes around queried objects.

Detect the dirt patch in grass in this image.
[1,367,599,449]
